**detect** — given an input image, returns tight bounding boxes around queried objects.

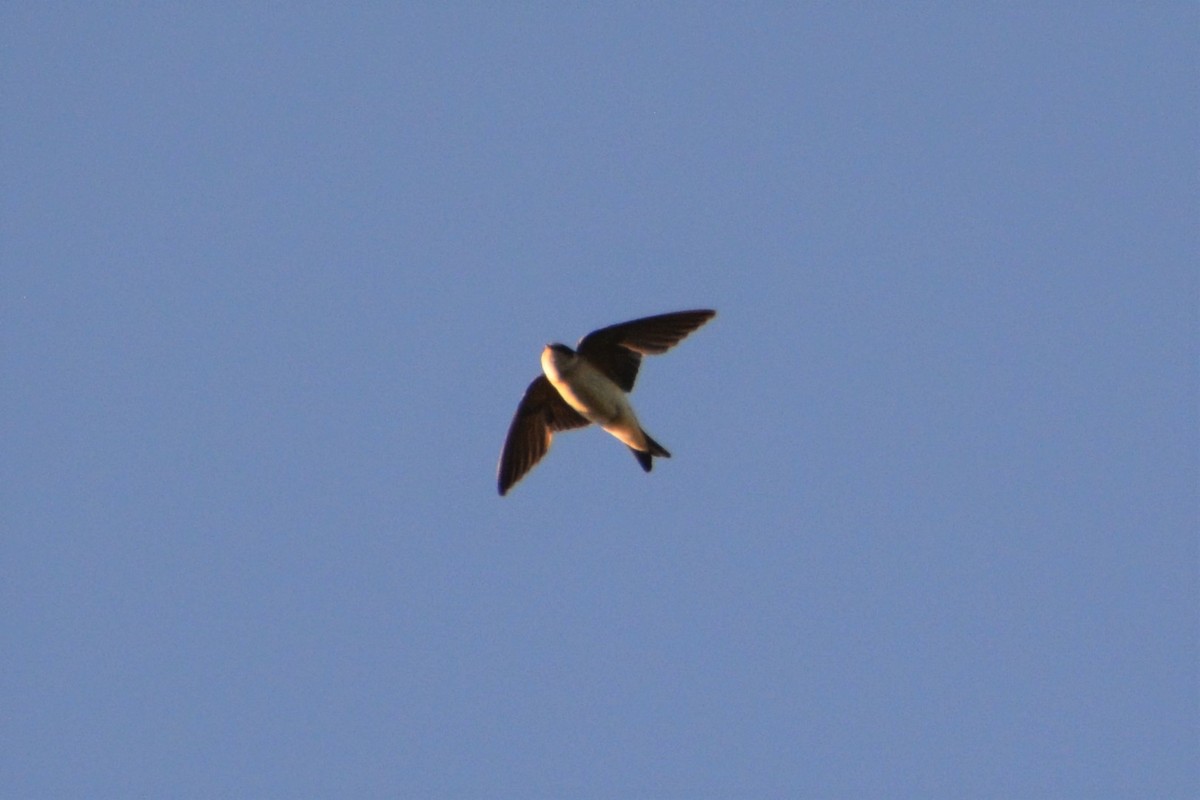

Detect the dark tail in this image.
[629,432,671,473]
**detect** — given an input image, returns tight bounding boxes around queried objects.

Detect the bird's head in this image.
[541,343,577,380]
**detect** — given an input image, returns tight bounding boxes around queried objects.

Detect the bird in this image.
[497,309,716,496]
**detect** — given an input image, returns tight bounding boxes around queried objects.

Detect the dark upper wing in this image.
[576,309,716,391]
[497,375,590,495]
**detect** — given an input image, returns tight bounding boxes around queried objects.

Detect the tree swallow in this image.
[497,309,716,495]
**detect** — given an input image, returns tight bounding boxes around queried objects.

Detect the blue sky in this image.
[3,4,1196,797]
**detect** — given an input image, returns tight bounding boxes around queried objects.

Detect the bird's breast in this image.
[544,359,627,425]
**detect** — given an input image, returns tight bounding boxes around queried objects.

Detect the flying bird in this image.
[497,309,716,495]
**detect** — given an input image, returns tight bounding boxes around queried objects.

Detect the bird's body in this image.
[540,343,646,451]
[497,309,715,495]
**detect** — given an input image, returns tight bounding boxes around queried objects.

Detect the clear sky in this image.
[4,4,1196,797]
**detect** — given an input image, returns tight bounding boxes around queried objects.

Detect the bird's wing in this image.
[576,309,716,391]
[497,375,590,495]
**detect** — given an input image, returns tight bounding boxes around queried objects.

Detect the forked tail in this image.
[629,431,671,473]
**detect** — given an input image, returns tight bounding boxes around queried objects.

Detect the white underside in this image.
[542,349,649,451]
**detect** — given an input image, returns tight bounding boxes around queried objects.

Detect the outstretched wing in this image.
[576,309,716,391]
[497,375,590,495]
